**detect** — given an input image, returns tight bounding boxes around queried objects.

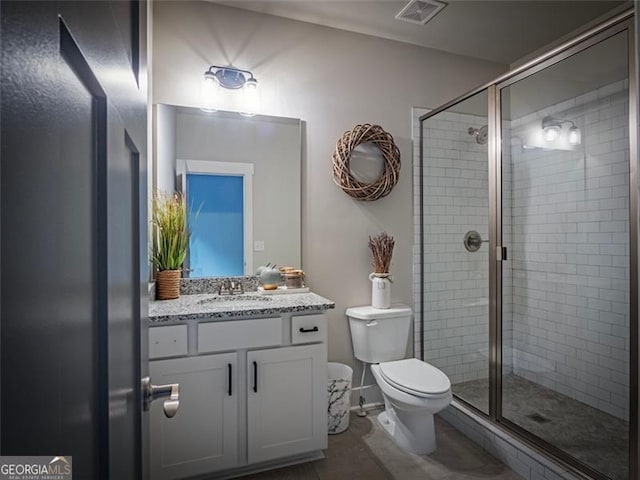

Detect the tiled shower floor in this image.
[454,374,629,480]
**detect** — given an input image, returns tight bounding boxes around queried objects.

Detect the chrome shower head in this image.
[468,125,488,145]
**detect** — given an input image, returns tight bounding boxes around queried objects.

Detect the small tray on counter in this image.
[257,286,310,295]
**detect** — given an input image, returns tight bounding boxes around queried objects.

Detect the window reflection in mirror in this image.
[187,172,245,277]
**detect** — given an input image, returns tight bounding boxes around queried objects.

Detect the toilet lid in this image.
[379,358,451,396]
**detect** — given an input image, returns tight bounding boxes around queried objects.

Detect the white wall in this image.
[152,1,505,383]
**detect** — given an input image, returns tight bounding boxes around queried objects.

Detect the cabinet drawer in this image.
[199,317,282,353]
[149,325,188,359]
[291,314,326,344]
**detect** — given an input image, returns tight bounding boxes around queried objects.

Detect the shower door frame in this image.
[418,8,638,480]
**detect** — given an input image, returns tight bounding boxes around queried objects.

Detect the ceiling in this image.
[211,0,629,65]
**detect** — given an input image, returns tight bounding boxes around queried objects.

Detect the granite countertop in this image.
[149,291,335,324]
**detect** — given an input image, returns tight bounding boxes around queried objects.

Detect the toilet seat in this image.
[379,358,451,398]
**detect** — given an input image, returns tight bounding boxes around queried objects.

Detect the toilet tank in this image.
[346,305,412,363]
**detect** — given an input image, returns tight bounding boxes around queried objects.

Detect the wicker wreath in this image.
[332,124,401,201]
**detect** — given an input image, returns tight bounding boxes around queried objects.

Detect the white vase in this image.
[369,272,392,309]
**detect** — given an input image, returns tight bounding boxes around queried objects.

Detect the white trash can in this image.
[327,362,353,434]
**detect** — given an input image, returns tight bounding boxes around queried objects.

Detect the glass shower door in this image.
[420,90,491,414]
[499,28,631,480]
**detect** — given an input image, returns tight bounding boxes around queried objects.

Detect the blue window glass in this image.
[187,174,244,277]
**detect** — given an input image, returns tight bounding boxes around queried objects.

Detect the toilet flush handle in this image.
[365,320,378,327]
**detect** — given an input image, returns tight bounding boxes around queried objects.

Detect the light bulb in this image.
[240,77,259,117]
[568,126,581,145]
[200,72,219,112]
[544,126,560,142]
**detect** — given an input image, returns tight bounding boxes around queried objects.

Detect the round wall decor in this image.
[332,124,401,201]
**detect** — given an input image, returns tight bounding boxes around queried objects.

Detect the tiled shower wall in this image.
[413,107,492,385]
[506,80,630,419]
[414,79,629,419]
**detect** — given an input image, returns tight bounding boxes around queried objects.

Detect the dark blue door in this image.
[1,2,148,479]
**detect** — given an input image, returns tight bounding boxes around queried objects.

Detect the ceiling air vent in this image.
[395,0,447,26]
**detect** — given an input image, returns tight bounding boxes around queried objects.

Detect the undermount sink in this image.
[198,295,272,306]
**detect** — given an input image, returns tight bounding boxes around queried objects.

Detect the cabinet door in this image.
[247,344,327,463]
[150,353,238,480]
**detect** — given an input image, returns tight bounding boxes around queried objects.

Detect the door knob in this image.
[142,377,180,418]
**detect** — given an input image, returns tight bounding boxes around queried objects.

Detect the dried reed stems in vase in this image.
[369,232,395,274]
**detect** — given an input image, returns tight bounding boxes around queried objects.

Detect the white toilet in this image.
[346,305,452,455]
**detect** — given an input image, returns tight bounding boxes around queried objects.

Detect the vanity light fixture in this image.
[568,125,581,145]
[201,65,259,115]
[541,116,581,145]
[541,116,562,142]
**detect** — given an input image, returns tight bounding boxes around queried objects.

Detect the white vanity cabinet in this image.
[247,343,326,464]
[150,353,239,480]
[149,312,328,480]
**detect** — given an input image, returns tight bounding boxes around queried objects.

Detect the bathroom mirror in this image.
[153,104,302,277]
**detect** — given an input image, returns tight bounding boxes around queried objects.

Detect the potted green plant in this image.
[152,192,190,300]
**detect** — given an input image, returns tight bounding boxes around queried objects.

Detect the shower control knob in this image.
[464,230,487,252]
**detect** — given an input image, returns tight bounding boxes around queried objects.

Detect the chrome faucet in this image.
[218,279,245,295]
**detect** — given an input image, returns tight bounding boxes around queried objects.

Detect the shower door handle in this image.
[497,246,507,261]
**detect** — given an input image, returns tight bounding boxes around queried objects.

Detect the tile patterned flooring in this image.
[455,374,629,480]
[241,408,521,480]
